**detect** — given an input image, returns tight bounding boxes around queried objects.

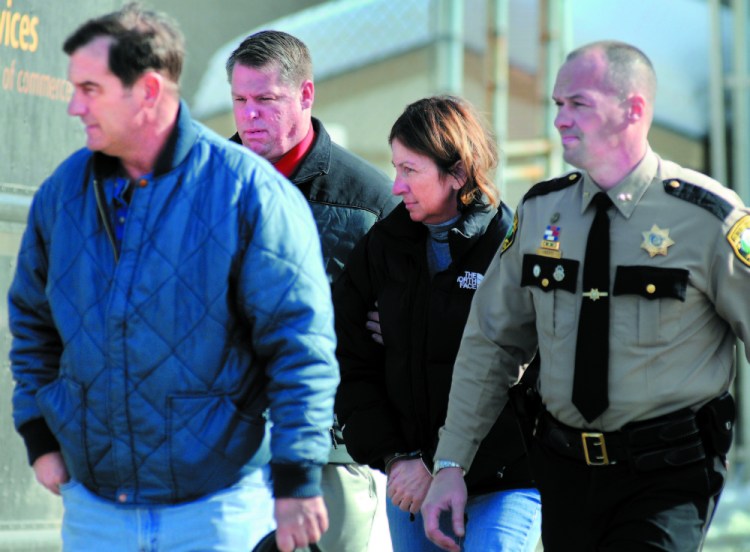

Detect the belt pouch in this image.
[696,391,736,456]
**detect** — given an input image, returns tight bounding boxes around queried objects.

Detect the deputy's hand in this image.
[366,302,383,345]
[32,451,69,496]
[274,496,328,552]
[387,457,432,514]
[422,468,467,552]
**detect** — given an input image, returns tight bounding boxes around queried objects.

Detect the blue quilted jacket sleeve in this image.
[237,161,340,498]
[8,173,64,462]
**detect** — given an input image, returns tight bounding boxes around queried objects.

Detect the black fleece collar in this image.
[381,200,498,260]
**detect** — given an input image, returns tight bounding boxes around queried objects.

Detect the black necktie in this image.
[572,192,612,423]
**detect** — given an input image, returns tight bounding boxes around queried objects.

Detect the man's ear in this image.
[300,79,314,110]
[627,94,646,122]
[140,71,163,107]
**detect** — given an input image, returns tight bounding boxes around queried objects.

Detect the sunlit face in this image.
[230,62,313,163]
[390,138,462,225]
[552,50,630,173]
[67,36,143,157]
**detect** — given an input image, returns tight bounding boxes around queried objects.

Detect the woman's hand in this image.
[386,457,432,514]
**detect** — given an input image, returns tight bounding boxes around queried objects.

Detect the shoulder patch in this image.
[726,215,750,267]
[522,172,581,203]
[500,211,518,255]
[662,179,733,221]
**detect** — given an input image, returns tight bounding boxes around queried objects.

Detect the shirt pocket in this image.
[521,254,579,339]
[613,265,689,346]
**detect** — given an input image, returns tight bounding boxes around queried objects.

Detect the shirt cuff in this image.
[270,462,324,498]
[18,418,60,466]
[434,426,480,473]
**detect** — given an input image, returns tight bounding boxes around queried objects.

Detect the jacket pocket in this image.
[613,266,689,345]
[521,254,579,338]
[168,394,269,500]
[36,377,94,485]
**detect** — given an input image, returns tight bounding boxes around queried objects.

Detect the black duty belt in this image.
[535,408,707,471]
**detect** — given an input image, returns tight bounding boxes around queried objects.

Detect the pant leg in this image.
[61,468,275,551]
[598,455,726,552]
[463,488,542,552]
[319,463,378,552]
[386,499,447,552]
[60,480,139,552]
[158,466,276,551]
[530,437,596,551]
[531,436,727,552]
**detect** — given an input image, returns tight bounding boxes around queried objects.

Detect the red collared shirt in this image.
[273,125,316,178]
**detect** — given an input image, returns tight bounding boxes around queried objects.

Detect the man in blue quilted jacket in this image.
[227,31,397,552]
[7,4,338,552]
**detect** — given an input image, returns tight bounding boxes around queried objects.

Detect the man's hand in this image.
[366,302,383,345]
[274,496,328,552]
[32,451,69,496]
[386,457,432,514]
[422,468,467,552]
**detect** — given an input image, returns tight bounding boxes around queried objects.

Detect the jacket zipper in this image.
[93,177,120,263]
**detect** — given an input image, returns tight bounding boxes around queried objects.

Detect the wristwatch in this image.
[432,459,465,477]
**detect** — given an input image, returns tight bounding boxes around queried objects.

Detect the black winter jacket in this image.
[232,118,398,283]
[334,201,534,495]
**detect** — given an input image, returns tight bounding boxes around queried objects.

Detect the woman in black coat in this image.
[334,96,541,551]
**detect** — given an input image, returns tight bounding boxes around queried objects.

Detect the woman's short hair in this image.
[389,95,499,208]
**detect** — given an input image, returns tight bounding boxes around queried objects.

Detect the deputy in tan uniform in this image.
[422,40,750,552]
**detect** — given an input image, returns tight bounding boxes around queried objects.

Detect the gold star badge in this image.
[641,225,675,257]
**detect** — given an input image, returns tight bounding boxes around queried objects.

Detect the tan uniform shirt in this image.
[437,148,750,471]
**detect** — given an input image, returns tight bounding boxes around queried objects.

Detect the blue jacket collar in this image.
[92,100,198,180]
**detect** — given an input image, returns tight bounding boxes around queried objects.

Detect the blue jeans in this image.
[386,488,541,552]
[60,467,275,551]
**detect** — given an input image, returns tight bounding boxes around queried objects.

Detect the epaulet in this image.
[522,172,582,203]
[662,178,733,221]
